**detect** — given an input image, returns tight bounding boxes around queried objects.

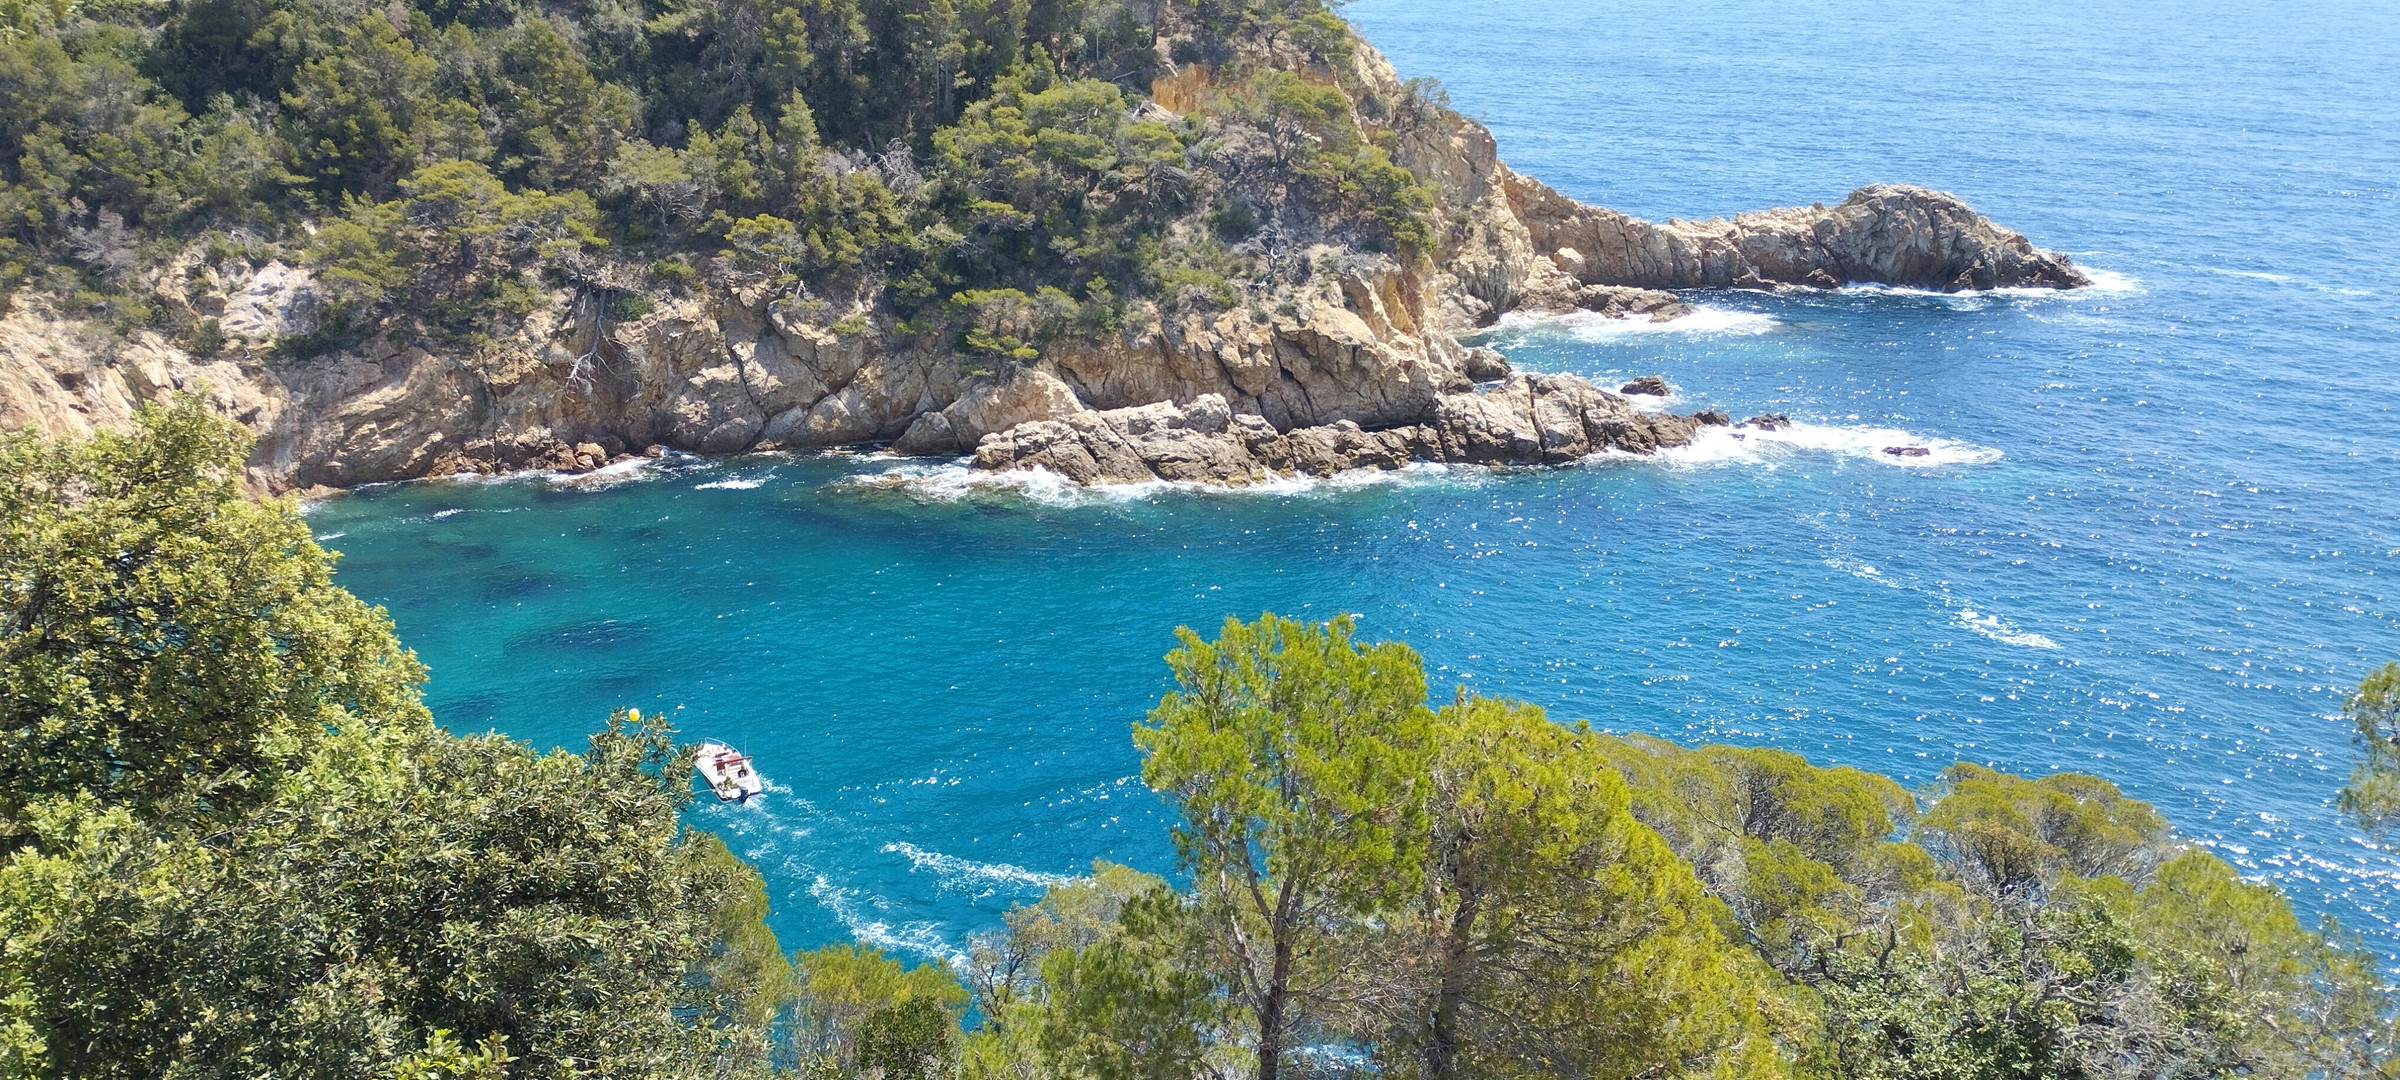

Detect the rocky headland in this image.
[0,28,2088,493]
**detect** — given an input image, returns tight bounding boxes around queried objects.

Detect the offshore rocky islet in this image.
[0,34,2086,492]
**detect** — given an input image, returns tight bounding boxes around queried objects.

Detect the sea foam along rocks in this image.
[969,373,1719,485]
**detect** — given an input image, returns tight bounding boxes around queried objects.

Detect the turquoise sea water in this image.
[305,0,2400,960]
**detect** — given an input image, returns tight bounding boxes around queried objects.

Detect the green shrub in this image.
[605,290,655,321]
[650,257,698,291]
[186,316,226,356]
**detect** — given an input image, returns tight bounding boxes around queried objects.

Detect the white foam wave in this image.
[1497,304,1778,341]
[1827,557,1903,586]
[845,418,1991,501]
[1652,419,2003,469]
[1954,608,2061,649]
[700,790,966,964]
[431,508,465,520]
[694,476,766,490]
[1837,266,2141,300]
[546,456,660,490]
[2199,266,2294,284]
[312,531,346,542]
[835,459,1471,506]
[419,455,664,492]
[883,841,1073,893]
[2074,268,2142,294]
[2193,265,2378,297]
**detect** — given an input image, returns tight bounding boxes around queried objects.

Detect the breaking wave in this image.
[549,456,666,490]
[832,414,1996,503]
[1492,303,1779,342]
[1954,608,2062,649]
[1653,418,2003,469]
[1838,266,2142,301]
[413,455,666,492]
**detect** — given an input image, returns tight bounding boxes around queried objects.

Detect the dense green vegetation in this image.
[0,0,1438,360]
[5,404,2396,1078]
[0,398,799,1077]
[947,615,2400,1080]
[2341,663,2400,840]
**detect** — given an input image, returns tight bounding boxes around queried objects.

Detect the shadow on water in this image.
[423,538,503,562]
[430,693,507,729]
[478,568,565,600]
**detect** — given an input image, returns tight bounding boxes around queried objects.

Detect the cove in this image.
[309,0,2400,961]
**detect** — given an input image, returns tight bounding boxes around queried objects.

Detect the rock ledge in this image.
[970,372,1721,485]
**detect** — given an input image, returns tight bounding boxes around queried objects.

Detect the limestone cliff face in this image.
[0,42,2087,492]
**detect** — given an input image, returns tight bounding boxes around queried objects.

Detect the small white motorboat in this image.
[695,740,763,802]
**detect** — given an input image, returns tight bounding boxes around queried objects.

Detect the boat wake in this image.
[806,875,961,963]
[883,841,1076,893]
[1824,558,2065,653]
[693,781,1081,965]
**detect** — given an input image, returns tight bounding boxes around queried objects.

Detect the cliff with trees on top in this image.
[0,0,2084,491]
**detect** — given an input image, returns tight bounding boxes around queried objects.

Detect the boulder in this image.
[1573,285,1691,320]
[1620,375,1672,397]
[893,368,1086,455]
[1463,347,1511,382]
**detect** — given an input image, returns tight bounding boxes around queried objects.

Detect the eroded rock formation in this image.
[1504,177,2091,294]
[970,374,1721,484]
[0,40,2087,493]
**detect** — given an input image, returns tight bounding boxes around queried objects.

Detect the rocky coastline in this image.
[0,41,2089,495]
[967,372,1721,485]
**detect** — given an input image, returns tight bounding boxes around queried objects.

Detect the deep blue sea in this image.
[306,0,2400,962]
